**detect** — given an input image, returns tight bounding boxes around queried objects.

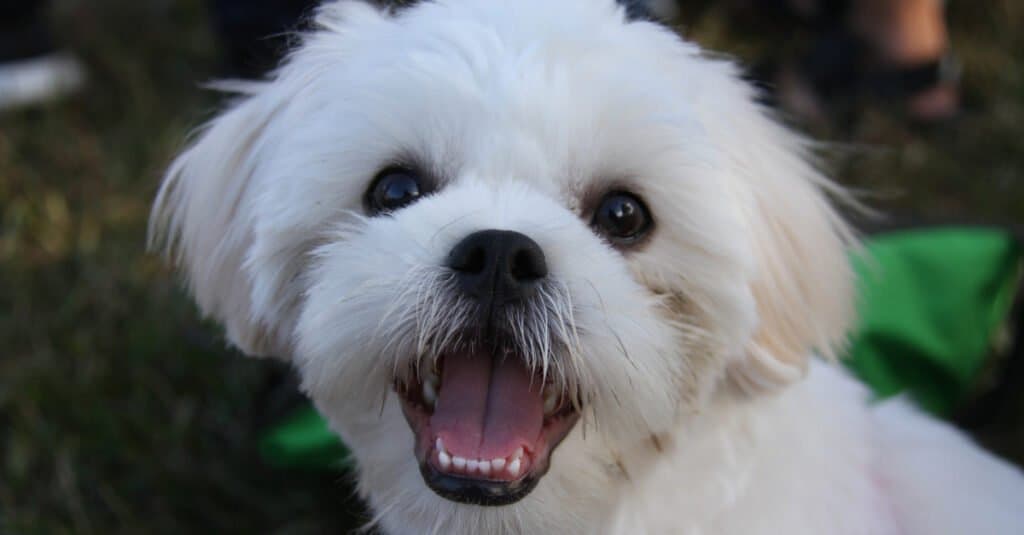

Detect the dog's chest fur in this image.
[607,363,900,535]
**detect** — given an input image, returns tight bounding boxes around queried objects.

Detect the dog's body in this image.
[608,362,1024,534]
[150,0,1024,533]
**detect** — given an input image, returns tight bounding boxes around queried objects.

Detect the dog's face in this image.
[151,0,854,532]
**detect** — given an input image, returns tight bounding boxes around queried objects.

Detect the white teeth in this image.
[507,458,521,477]
[422,376,438,407]
[436,438,451,469]
[433,438,525,478]
[543,388,557,415]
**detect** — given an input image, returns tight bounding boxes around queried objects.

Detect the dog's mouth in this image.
[396,348,580,506]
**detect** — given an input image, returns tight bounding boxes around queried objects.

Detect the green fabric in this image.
[259,405,351,470]
[844,228,1021,415]
[260,227,1022,469]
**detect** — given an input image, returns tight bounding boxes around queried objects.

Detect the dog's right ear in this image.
[149,85,292,358]
[149,1,396,358]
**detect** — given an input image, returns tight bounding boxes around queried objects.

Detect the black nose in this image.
[447,229,548,304]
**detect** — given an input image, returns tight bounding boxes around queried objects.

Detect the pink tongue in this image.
[430,351,544,459]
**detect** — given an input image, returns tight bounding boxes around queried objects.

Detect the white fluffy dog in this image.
[150,0,1024,533]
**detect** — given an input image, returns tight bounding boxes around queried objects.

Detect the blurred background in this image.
[0,0,1021,532]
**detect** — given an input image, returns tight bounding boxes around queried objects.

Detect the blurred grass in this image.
[0,0,1021,533]
[1,1,365,533]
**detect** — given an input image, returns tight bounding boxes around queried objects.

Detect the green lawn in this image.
[1,1,1021,533]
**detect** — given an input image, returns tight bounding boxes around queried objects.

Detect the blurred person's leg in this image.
[851,0,958,120]
[0,2,85,111]
[740,0,958,123]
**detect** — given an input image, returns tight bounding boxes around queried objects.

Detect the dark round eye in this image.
[592,191,652,244]
[365,167,427,215]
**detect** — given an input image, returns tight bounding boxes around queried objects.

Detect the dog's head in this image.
[151,0,854,532]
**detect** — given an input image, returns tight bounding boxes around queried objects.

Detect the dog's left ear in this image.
[149,82,296,358]
[727,127,857,395]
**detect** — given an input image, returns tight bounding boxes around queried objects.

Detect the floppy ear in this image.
[727,125,858,394]
[150,80,305,358]
[150,1,393,359]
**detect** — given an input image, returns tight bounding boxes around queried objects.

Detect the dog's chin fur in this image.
[149,0,1024,533]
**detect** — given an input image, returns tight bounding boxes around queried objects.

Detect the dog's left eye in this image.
[365,167,428,215]
[591,191,652,244]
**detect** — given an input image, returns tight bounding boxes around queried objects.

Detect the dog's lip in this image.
[418,462,542,506]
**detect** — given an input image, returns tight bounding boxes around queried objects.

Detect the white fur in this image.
[149,0,1024,533]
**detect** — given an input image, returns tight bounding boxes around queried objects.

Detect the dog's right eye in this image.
[591,191,652,246]
[365,167,429,215]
